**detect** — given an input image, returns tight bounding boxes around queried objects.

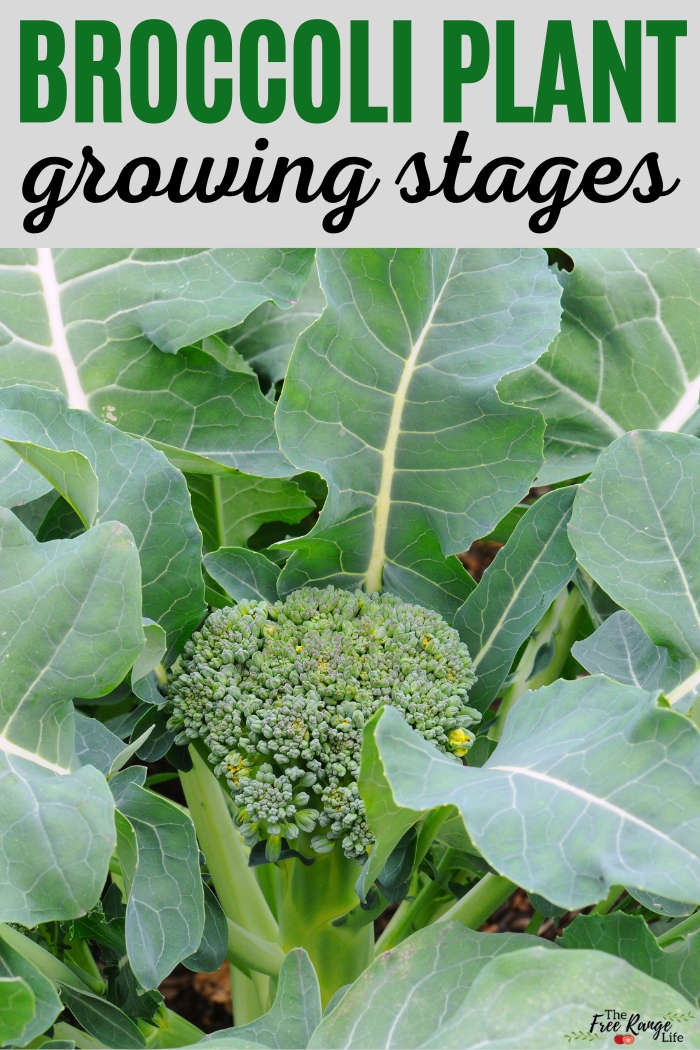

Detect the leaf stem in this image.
[180,746,277,941]
[525,910,545,935]
[657,909,700,947]
[230,966,267,1027]
[435,873,517,930]
[591,885,624,915]
[0,922,91,992]
[179,745,278,1020]
[226,918,286,978]
[494,587,583,739]
[375,850,454,954]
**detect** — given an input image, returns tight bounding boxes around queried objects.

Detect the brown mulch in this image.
[159,962,233,1033]
[479,888,581,941]
[459,539,503,582]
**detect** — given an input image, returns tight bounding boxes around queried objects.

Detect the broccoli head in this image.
[167,586,480,862]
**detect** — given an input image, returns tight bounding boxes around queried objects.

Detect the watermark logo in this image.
[564,1009,694,1043]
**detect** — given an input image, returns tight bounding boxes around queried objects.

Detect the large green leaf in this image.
[0,248,314,472]
[420,946,700,1049]
[204,548,281,604]
[309,923,556,1050]
[573,612,700,712]
[0,752,116,924]
[500,249,700,483]
[357,713,427,894]
[569,430,700,706]
[0,937,61,1045]
[0,385,204,655]
[215,950,321,1050]
[0,976,35,1046]
[74,711,155,776]
[0,508,143,770]
[187,472,314,554]
[454,486,577,710]
[113,780,205,990]
[0,442,51,507]
[560,912,700,1008]
[116,347,296,478]
[368,680,700,910]
[2,443,98,527]
[218,263,326,390]
[59,984,145,1049]
[182,882,228,974]
[275,249,561,618]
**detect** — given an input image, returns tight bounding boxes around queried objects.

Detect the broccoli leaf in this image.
[0,976,35,1046]
[500,248,700,483]
[275,249,561,619]
[0,440,52,507]
[182,882,228,974]
[310,923,556,1050]
[0,386,204,656]
[367,679,700,911]
[113,780,205,990]
[560,912,700,1007]
[0,508,143,770]
[420,947,700,1049]
[454,486,578,710]
[217,262,326,391]
[0,248,314,475]
[0,936,61,1044]
[570,430,700,707]
[204,548,281,604]
[59,985,145,1049]
[188,473,314,554]
[0,752,115,924]
[74,711,141,776]
[1,443,98,527]
[573,611,700,712]
[213,949,321,1050]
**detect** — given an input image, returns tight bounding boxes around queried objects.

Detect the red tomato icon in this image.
[614,1037,635,1045]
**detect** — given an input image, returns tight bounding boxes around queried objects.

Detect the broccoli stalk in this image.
[168,585,480,1008]
[275,845,374,1005]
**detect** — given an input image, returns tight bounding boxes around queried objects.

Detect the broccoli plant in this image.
[0,248,699,1050]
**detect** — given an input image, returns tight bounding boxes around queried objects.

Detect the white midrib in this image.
[35,249,89,411]
[492,764,697,858]
[620,250,700,433]
[0,733,71,774]
[363,279,450,594]
[658,375,700,432]
[667,665,700,706]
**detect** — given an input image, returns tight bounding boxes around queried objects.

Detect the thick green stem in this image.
[495,587,583,739]
[180,746,277,1021]
[657,909,700,947]
[436,874,516,929]
[230,966,266,1027]
[275,848,373,1007]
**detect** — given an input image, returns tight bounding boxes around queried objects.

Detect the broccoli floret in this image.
[167,586,479,862]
